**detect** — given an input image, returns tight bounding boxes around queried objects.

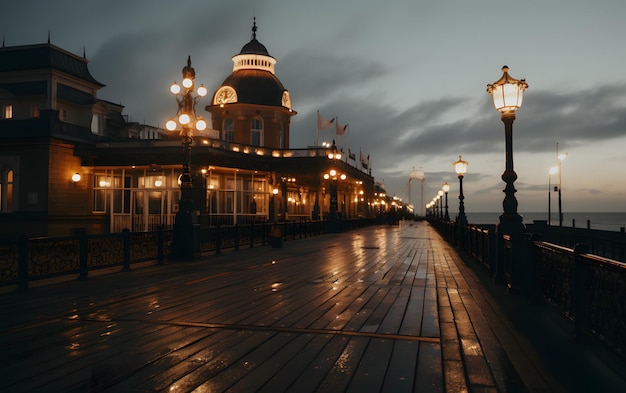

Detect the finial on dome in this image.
[252,17,257,40]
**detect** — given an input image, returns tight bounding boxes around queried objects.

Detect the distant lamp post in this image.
[437,190,444,219]
[166,56,208,260]
[487,65,528,235]
[270,187,279,222]
[324,169,346,232]
[453,155,468,226]
[442,182,450,221]
[548,166,559,225]
[556,143,567,227]
[327,140,342,160]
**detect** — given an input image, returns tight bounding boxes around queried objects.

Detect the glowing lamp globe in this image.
[166,119,177,131]
[196,118,207,131]
[453,155,468,176]
[179,113,190,125]
[486,66,528,113]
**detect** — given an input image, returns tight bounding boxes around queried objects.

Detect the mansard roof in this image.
[0,43,104,87]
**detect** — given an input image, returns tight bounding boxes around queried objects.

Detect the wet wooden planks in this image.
[0,222,528,392]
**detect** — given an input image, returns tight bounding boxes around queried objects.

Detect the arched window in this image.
[251,118,263,146]
[1,169,14,212]
[223,118,234,142]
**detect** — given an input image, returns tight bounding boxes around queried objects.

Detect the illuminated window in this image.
[1,169,14,212]
[91,114,104,135]
[223,118,234,142]
[251,118,263,146]
[3,104,12,119]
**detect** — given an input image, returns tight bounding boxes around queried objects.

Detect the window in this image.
[3,104,12,119]
[251,118,263,146]
[1,169,14,212]
[223,118,234,142]
[31,105,39,118]
[59,107,69,122]
[91,114,104,135]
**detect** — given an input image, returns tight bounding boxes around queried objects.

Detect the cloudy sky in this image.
[3,0,626,215]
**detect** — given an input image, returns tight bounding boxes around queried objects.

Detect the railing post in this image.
[17,235,29,291]
[78,232,89,280]
[122,229,131,271]
[157,226,165,265]
[574,243,590,341]
[234,224,239,251]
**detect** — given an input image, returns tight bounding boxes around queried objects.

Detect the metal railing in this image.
[430,217,626,360]
[0,218,376,291]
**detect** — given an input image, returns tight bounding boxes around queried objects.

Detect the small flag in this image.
[335,122,348,135]
[317,111,335,131]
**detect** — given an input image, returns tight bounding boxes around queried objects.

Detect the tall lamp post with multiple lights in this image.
[166,56,208,260]
[453,155,468,226]
[487,66,528,236]
[325,141,343,232]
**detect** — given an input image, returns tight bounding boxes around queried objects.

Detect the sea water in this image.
[461,212,626,232]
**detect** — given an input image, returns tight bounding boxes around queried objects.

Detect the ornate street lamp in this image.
[453,155,468,226]
[166,56,207,260]
[487,66,528,235]
[442,182,450,221]
[323,169,346,232]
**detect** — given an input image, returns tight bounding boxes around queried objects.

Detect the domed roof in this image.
[220,69,285,106]
[239,39,270,57]
[238,18,271,56]
[210,19,293,109]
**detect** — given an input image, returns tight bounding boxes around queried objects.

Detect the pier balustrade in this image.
[0,217,376,290]
[430,217,626,361]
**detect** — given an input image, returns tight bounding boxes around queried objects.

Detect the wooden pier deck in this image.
[1,221,621,392]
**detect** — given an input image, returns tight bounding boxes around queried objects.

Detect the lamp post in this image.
[324,169,346,232]
[442,182,450,221]
[166,56,208,260]
[548,166,558,225]
[270,187,279,222]
[556,143,567,227]
[487,66,528,235]
[437,190,444,219]
[453,155,468,226]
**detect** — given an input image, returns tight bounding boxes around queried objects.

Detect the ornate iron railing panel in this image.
[581,253,626,358]
[87,235,124,268]
[29,237,80,278]
[536,242,574,318]
[0,242,18,283]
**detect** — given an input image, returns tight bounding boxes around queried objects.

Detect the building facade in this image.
[0,24,387,240]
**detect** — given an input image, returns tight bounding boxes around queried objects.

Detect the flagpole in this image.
[346,128,350,163]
